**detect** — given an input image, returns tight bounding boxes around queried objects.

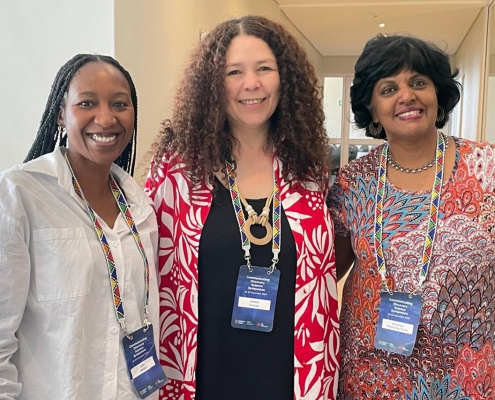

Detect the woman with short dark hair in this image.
[327,34,495,398]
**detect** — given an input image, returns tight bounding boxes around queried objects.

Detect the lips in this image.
[239,98,264,105]
[88,133,119,143]
[396,109,422,118]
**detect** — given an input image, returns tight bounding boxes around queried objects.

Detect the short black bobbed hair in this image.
[25,54,138,174]
[351,34,462,140]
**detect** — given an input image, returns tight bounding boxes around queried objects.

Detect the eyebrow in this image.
[225,59,277,68]
[76,91,130,97]
[376,79,395,89]
[377,73,426,87]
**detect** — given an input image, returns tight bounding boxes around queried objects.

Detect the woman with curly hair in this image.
[145,15,339,400]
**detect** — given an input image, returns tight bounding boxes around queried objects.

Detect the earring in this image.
[57,122,66,138]
[368,121,383,137]
[436,107,445,123]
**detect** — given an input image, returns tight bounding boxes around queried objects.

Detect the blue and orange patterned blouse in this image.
[327,137,495,399]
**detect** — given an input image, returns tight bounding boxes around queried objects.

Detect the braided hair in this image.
[25,54,138,175]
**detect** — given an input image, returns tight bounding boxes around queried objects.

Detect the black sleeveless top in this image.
[195,179,297,399]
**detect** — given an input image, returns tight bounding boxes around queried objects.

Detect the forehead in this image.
[67,62,130,95]
[225,35,275,62]
[377,69,430,82]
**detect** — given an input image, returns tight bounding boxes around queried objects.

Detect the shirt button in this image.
[111,241,118,247]
[111,327,118,334]
[108,373,114,380]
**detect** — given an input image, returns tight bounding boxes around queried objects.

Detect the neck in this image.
[230,124,271,158]
[387,131,439,169]
[67,150,112,198]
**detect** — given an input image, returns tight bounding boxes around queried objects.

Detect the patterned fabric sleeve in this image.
[326,173,350,237]
[144,156,169,202]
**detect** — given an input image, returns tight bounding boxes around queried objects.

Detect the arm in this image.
[334,235,355,281]
[0,213,30,399]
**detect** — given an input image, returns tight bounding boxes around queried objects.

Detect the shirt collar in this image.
[20,147,152,223]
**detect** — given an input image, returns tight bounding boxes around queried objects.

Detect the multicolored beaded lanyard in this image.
[225,159,281,273]
[64,153,150,337]
[374,133,446,293]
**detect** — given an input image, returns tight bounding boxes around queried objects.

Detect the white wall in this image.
[454,8,488,141]
[0,0,114,172]
[114,0,323,183]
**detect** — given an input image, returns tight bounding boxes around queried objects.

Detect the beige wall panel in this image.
[115,0,323,183]
[454,8,488,141]
[321,56,359,76]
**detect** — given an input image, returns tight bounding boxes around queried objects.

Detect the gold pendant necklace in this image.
[239,191,273,246]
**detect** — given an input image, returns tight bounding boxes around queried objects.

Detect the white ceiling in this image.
[275,0,489,56]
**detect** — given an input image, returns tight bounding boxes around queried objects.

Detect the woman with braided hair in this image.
[0,54,162,399]
[146,15,339,400]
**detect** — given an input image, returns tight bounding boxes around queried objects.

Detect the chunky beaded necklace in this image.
[387,133,449,173]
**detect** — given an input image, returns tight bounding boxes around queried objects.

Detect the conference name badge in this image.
[122,324,168,398]
[374,291,422,356]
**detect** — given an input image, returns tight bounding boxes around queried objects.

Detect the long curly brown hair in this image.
[152,15,329,190]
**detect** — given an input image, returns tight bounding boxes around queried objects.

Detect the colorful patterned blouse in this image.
[327,137,495,399]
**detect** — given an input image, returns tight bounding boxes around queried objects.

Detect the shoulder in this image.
[331,146,380,193]
[275,157,326,195]
[0,163,24,184]
[341,146,379,175]
[144,152,190,199]
[0,156,51,196]
[0,162,51,220]
[454,137,495,185]
[0,165,26,208]
[456,137,495,157]
[1,148,68,192]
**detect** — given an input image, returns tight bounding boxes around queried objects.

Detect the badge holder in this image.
[123,324,168,399]
[231,265,281,332]
[374,291,422,356]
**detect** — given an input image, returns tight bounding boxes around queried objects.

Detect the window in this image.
[324,76,383,184]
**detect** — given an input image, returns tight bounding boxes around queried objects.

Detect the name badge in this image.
[122,324,168,398]
[231,265,281,332]
[374,291,422,356]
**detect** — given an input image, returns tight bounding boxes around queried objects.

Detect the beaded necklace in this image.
[374,133,447,292]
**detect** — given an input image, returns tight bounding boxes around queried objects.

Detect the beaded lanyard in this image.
[64,153,150,337]
[374,133,446,293]
[225,159,281,273]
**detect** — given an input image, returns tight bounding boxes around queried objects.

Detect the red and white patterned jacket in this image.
[145,153,340,400]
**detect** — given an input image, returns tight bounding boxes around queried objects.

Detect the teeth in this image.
[90,134,118,143]
[240,99,262,105]
[398,110,421,118]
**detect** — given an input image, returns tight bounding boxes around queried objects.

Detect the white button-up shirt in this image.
[0,148,160,400]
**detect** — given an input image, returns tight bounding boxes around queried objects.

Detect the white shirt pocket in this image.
[33,228,94,301]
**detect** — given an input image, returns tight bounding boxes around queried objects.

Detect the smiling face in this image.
[224,34,280,136]
[59,61,134,170]
[370,69,438,141]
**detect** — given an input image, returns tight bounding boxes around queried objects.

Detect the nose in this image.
[94,104,117,127]
[398,85,416,103]
[242,71,261,91]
